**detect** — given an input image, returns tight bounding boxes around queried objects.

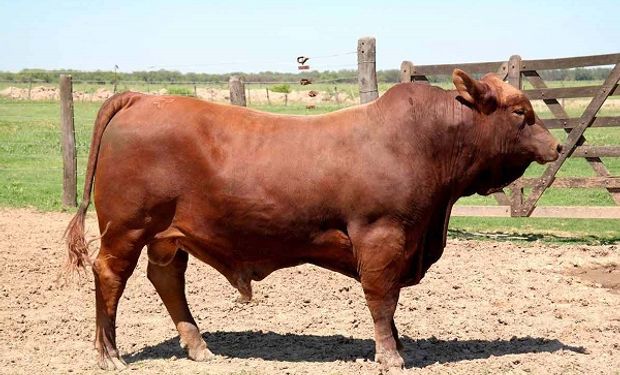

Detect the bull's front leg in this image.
[348,218,406,369]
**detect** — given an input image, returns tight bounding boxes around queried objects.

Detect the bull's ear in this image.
[453,69,484,105]
[452,69,497,113]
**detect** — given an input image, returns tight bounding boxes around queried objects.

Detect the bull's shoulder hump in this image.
[382,82,453,99]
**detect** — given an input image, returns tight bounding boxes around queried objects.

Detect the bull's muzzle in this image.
[537,142,562,164]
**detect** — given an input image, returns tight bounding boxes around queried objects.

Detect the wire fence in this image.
[0,46,368,106]
[0,77,384,108]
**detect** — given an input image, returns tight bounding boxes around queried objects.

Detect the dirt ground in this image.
[0,86,358,105]
[0,208,618,374]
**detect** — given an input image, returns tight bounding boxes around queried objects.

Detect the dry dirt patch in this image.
[567,264,620,294]
[0,208,618,374]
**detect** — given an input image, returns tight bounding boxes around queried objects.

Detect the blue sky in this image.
[1,0,618,73]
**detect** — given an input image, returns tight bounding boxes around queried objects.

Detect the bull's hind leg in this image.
[92,232,144,370]
[147,244,213,361]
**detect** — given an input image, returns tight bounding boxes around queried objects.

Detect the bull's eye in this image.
[513,108,525,116]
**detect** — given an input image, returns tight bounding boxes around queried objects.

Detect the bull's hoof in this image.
[375,350,405,369]
[188,345,214,362]
[180,338,214,362]
[235,294,252,304]
[97,352,127,371]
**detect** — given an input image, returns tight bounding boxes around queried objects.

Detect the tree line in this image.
[0,67,611,84]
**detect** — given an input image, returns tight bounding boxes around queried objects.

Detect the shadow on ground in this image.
[448,228,620,245]
[124,331,587,369]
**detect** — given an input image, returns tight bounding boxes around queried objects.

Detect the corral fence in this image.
[401,53,620,218]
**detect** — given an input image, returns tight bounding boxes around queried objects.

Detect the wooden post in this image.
[229,76,246,106]
[266,88,271,105]
[193,83,197,97]
[28,78,32,100]
[511,187,524,215]
[507,55,522,89]
[334,86,340,104]
[507,55,522,216]
[59,75,77,208]
[400,61,414,83]
[357,36,378,104]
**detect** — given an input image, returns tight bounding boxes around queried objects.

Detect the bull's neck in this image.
[443,110,496,198]
[373,85,494,200]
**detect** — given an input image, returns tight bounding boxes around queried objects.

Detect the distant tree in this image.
[574,68,594,81]
[0,66,612,85]
[270,84,291,93]
[377,69,400,83]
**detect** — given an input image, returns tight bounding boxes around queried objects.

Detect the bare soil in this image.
[0,208,618,374]
[0,86,358,105]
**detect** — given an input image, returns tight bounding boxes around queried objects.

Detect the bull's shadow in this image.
[123,331,586,368]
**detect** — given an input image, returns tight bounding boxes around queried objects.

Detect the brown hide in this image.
[95,88,457,285]
[66,74,560,369]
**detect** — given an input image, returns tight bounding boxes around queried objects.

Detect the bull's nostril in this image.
[556,144,563,153]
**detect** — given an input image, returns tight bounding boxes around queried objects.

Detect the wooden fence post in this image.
[400,61,414,83]
[229,76,246,106]
[506,55,523,216]
[59,75,77,208]
[507,55,522,89]
[357,36,378,104]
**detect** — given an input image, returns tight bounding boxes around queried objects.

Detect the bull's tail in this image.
[64,92,140,278]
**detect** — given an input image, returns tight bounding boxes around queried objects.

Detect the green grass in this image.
[0,99,100,209]
[449,217,619,245]
[251,103,348,114]
[166,86,195,96]
[0,96,618,243]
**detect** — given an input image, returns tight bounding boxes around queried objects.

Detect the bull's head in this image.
[452,69,562,195]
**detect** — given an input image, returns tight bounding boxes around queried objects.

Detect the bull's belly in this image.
[149,219,359,293]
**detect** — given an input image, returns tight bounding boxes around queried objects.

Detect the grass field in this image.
[1,93,619,244]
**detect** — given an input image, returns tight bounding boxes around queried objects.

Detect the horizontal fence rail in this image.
[520,53,620,71]
[402,53,620,77]
[523,84,619,100]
